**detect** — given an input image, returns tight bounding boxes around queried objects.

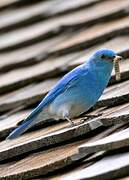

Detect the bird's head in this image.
[92,48,122,66]
[89,48,122,81]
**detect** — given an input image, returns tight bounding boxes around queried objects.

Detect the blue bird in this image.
[7,48,122,140]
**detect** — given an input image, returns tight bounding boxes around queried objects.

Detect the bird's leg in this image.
[65,117,75,127]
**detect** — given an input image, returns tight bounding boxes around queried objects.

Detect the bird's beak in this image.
[113,55,122,61]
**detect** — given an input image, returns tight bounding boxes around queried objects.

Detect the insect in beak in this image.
[113,55,122,81]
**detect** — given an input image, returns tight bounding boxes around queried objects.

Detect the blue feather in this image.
[7,65,86,139]
[7,48,117,140]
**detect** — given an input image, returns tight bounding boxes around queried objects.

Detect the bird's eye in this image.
[101,54,106,59]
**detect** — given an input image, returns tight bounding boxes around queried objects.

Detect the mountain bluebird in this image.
[7,48,122,140]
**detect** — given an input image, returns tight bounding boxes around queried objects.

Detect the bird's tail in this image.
[6,116,36,140]
[6,102,51,140]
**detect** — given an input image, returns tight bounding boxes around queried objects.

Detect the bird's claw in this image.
[69,121,76,127]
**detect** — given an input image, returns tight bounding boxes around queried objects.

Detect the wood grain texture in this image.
[0,124,125,180]
[1,102,129,161]
[0,0,102,33]
[62,150,129,180]
[0,0,129,52]
[79,127,129,154]
[0,0,129,179]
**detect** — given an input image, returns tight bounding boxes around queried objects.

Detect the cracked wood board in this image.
[97,79,129,108]
[0,0,129,179]
[0,124,124,180]
[0,0,44,11]
[47,126,129,180]
[79,127,129,155]
[69,36,129,68]
[0,54,74,94]
[0,1,57,31]
[0,0,102,33]
[0,21,128,78]
[0,117,102,161]
[0,57,69,94]
[62,150,129,180]
[88,102,129,119]
[74,102,129,160]
[0,140,84,180]
[0,33,69,70]
[0,78,59,112]
[89,102,129,126]
[1,102,129,161]
[49,16,129,56]
[0,0,18,10]
[0,23,129,75]
[0,1,129,52]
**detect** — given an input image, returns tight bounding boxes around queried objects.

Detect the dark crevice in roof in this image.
[0,4,129,51]
[0,27,67,52]
[0,0,106,34]
[0,0,129,179]
[0,0,47,12]
[48,31,129,57]
[47,145,129,180]
[0,127,106,164]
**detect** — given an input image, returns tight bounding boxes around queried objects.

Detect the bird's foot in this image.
[69,121,76,127]
[65,117,76,127]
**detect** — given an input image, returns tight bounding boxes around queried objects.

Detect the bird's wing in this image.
[7,65,87,139]
[26,65,86,120]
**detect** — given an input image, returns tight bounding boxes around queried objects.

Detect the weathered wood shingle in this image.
[0,0,129,179]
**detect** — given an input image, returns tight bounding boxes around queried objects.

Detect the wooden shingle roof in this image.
[1,0,129,179]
